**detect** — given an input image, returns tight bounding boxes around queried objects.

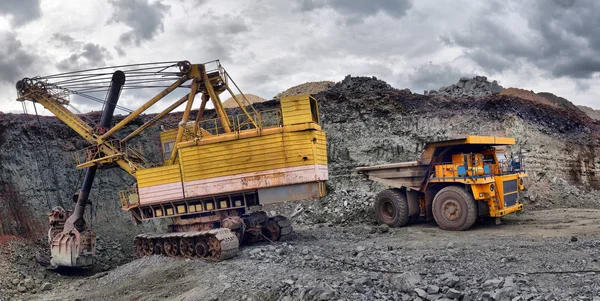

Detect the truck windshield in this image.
[496,152,507,163]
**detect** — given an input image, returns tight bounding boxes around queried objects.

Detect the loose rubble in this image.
[23,215,600,300]
[425,76,504,97]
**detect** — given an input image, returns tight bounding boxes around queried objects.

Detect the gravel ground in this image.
[6,208,599,301]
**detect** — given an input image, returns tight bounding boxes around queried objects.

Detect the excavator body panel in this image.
[121,95,328,221]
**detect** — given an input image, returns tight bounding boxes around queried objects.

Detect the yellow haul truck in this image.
[356,136,525,230]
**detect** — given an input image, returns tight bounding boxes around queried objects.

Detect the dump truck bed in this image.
[355,161,427,190]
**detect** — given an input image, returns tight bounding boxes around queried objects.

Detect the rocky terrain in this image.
[19,209,600,301]
[275,81,335,99]
[222,94,268,109]
[578,105,600,121]
[425,76,504,97]
[499,89,556,108]
[0,75,599,300]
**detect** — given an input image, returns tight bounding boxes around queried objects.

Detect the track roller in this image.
[263,215,293,242]
[134,228,239,262]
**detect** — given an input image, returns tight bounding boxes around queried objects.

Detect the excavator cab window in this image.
[163,141,175,160]
[310,97,320,125]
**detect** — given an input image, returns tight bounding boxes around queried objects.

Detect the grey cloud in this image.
[300,0,412,21]
[109,0,170,46]
[56,43,112,71]
[175,13,251,62]
[408,63,475,93]
[328,0,412,19]
[52,33,79,48]
[0,32,36,83]
[444,0,600,79]
[575,80,591,92]
[224,22,249,34]
[0,0,41,27]
[299,0,323,12]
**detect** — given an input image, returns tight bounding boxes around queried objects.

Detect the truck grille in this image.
[503,179,518,207]
[503,179,518,194]
[504,193,518,207]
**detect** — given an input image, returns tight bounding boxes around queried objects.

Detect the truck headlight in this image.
[490,184,495,192]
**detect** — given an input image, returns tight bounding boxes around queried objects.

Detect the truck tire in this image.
[432,186,477,231]
[374,189,409,227]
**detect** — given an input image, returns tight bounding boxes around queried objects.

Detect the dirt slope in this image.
[499,88,556,107]
[222,94,267,108]
[536,92,582,112]
[275,81,334,98]
[578,105,600,120]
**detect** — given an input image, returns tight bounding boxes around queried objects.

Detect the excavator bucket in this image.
[47,207,96,268]
[50,229,96,267]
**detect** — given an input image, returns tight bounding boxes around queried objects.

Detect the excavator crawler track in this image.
[264,215,293,242]
[134,228,239,262]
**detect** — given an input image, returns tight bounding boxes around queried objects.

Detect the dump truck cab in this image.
[357,136,526,231]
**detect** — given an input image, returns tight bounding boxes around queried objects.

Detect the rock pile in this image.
[426,76,504,97]
[0,238,56,300]
[275,81,335,99]
[577,105,600,121]
[536,92,580,112]
[222,94,268,109]
[241,237,555,301]
[499,88,556,107]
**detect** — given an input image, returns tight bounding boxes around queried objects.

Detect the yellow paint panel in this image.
[136,164,182,188]
[179,130,327,182]
[465,136,515,145]
[159,123,209,146]
[160,129,178,142]
[281,95,315,125]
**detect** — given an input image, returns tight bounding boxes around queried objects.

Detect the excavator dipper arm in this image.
[15,60,263,267]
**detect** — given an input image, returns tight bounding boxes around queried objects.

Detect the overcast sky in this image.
[1,0,599,115]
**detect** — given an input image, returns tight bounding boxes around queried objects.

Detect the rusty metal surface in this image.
[50,229,95,268]
[356,163,428,189]
[134,212,294,262]
[47,206,96,268]
[182,165,328,201]
[257,182,325,205]
[134,228,239,262]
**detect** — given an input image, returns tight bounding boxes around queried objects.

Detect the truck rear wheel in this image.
[374,189,409,227]
[432,186,477,231]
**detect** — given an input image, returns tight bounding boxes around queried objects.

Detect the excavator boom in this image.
[16,60,328,267]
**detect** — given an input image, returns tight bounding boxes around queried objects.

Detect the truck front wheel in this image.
[432,186,477,231]
[374,189,409,227]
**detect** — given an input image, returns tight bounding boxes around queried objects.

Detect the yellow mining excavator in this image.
[357,136,526,230]
[16,60,327,267]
